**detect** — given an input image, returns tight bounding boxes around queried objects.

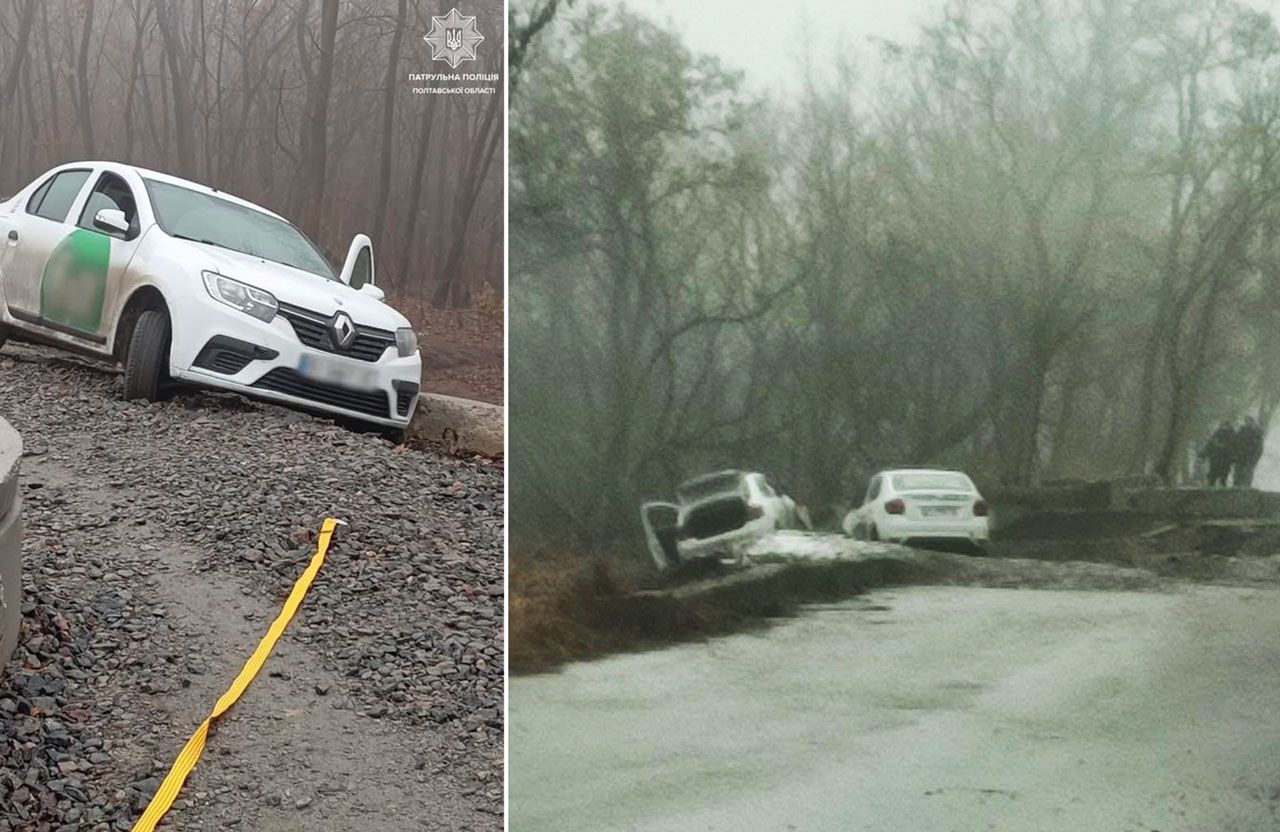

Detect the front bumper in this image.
[168,293,421,428]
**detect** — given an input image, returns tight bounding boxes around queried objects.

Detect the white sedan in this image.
[842,468,989,552]
[0,161,421,430]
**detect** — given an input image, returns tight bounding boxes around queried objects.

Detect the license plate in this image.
[297,353,379,391]
[921,506,958,517]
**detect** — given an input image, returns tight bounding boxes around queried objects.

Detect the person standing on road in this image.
[1234,416,1265,488]
[1202,419,1238,488]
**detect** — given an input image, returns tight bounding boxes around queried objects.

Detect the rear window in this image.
[891,472,972,492]
[676,472,744,503]
[28,169,91,222]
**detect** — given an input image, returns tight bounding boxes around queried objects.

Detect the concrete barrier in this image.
[0,417,20,670]
[985,480,1119,512]
[1121,487,1280,519]
[409,393,503,457]
[987,480,1280,526]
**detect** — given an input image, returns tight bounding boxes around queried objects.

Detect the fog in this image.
[0,0,504,316]
[510,0,1280,553]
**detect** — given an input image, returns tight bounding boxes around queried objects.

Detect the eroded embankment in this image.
[514,485,1280,675]
[510,542,1168,675]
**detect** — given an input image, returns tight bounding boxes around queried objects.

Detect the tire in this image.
[868,524,880,542]
[123,309,171,402]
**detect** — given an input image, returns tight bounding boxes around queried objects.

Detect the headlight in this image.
[395,327,418,357]
[201,271,277,322]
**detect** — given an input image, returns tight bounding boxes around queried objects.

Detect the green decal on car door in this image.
[39,228,109,332]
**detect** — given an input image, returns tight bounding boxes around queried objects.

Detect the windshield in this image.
[891,472,973,492]
[144,179,334,280]
[677,472,744,503]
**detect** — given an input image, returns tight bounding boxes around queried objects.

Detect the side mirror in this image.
[358,283,386,302]
[338,233,375,290]
[93,208,129,236]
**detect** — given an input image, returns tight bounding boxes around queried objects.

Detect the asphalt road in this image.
[510,585,1280,831]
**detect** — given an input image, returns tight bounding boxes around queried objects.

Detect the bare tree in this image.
[292,0,337,238]
[511,0,1280,552]
[0,0,504,315]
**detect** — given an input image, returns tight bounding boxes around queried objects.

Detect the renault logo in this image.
[330,311,356,349]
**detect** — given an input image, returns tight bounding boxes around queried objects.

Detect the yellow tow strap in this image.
[130,517,339,832]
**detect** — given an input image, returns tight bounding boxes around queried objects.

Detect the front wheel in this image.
[123,309,171,402]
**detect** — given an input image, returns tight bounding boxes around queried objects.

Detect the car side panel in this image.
[0,166,96,326]
[69,167,156,343]
[100,229,202,367]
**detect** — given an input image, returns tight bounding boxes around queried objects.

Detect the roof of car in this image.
[80,160,287,221]
[879,468,970,477]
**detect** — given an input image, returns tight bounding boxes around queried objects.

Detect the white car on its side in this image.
[842,468,989,552]
[641,469,808,570]
[0,161,421,430]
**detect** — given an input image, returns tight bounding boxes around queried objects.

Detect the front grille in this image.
[277,302,395,362]
[251,368,390,419]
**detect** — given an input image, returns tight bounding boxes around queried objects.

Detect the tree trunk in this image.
[431,93,502,308]
[155,0,197,174]
[397,98,439,286]
[0,0,37,186]
[293,0,339,239]
[372,0,409,278]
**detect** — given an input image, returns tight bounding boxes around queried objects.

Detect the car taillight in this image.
[973,500,988,517]
[747,504,764,520]
[884,499,905,515]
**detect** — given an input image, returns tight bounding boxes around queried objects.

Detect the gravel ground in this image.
[0,345,503,831]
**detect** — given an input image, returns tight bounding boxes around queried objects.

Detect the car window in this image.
[27,170,91,222]
[144,178,335,280]
[676,472,743,503]
[891,472,973,492]
[757,477,776,498]
[350,246,373,289]
[865,476,881,503]
[78,172,138,239]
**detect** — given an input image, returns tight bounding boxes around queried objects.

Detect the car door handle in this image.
[6,230,15,241]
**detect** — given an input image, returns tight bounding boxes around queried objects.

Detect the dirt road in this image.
[511,585,1280,831]
[0,346,503,830]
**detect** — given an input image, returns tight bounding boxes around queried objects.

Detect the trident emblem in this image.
[424,9,484,69]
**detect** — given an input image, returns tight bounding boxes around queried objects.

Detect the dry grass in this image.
[384,283,504,403]
[392,282,503,345]
[509,546,958,675]
[509,547,823,674]
[509,550,644,674]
